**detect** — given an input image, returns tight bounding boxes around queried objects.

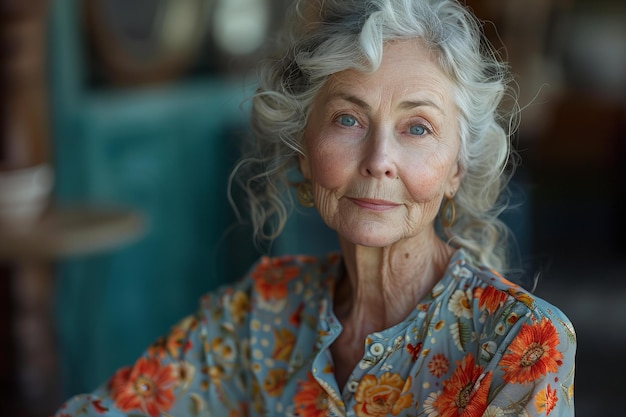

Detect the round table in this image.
[0,205,146,261]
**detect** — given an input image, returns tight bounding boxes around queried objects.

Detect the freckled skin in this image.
[298,40,463,388]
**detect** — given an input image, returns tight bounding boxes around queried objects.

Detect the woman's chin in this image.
[336,224,404,248]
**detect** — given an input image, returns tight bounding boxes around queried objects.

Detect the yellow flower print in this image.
[353,373,413,417]
[210,337,237,362]
[272,328,296,362]
[165,327,188,358]
[417,303,430,312]
[208,365,224,386]
[263,369,288,397]
[433,320,445,331]
[534,384,558,415]
[147,317,196,359]
[229,290,250,325]
[507,288,535,309]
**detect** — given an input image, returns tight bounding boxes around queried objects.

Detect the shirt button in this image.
[369,342,385,356]
[347,380,359,393]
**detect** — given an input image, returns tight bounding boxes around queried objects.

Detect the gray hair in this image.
[230,0,520,272]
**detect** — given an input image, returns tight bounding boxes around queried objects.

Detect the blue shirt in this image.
[55,249,575,417]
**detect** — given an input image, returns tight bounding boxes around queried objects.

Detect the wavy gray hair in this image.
[230,0,520,272]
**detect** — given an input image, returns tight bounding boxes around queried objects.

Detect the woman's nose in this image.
[359,129,398,179]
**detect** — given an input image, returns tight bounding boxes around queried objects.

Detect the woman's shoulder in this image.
[199,252,342,320]
[247,252,343,282]
[450,249,575,336]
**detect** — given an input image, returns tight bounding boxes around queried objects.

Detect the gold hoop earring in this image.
[441,196,456,228]
[296,182,314,208]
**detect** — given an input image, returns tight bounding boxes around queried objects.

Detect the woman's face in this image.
[299,40,462,248]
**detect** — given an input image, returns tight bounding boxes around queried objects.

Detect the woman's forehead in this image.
[317,41,455,111]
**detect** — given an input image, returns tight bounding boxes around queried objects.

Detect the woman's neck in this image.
[329,232,455,389]
[334,233,455,333]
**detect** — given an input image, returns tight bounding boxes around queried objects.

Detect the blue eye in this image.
[337,115,357,127]
[409,125,427,136]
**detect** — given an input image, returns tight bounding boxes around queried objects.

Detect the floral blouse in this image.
[55,249,576,417]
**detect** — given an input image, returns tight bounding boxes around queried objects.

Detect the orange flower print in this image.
[353,373,413,417]
[252,257,301,301]
[263,368,288,397]
[500,318,563,384]
[478,285,509,314]
[293,372,329,417]
[433,353,492,417]
[108,357,177,417]
[428,353,450,378]
[535,384,558,415]
[488,268,518,287]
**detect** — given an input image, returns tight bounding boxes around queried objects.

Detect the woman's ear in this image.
[298,153,311,180]
[448,160,463,193]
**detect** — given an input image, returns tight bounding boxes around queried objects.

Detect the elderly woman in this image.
[55,0,575,416]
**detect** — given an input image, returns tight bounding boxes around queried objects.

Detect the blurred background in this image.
[0,0,624,416]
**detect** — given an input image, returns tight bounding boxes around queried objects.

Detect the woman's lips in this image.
[347,197,400,211]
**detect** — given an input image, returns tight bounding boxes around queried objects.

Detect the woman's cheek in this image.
[310,149,349,188]
[402,154,452,202]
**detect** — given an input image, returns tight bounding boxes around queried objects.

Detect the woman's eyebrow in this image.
[327,93,372,111]
[326,93,444,115]
[398,99,445,115]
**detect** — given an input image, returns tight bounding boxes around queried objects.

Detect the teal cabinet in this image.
[49,0,263,395]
